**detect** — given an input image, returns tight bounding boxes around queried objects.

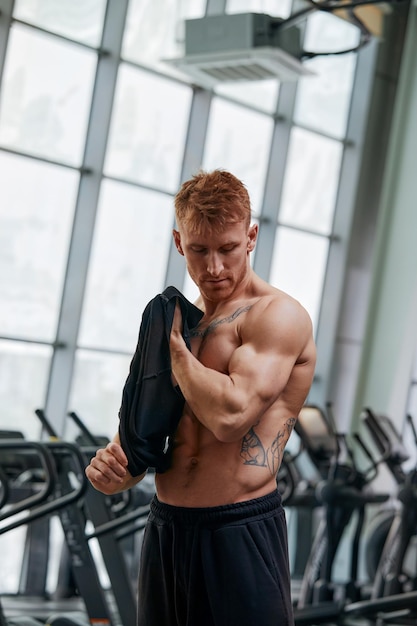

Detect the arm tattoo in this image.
[267,418,296,475]
[190,305,252,338]
[241,418,296,476]
[240,426,267,467]
[268,431,285,476]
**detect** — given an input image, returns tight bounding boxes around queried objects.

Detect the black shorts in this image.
[137,489,294,626]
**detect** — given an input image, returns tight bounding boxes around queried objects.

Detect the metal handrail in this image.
[0,440,88,534]
[0,440,56,522]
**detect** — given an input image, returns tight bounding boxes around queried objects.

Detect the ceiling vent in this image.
[164,13,313,87]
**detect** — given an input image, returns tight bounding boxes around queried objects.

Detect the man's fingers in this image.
[86,463,111,485]
[106,441,128,467]
[86,443,128,485]
[172,300,183,333]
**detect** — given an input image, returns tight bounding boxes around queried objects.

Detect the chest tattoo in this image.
[190,305,252,339]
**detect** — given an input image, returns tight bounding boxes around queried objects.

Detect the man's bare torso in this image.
[157,284,315,507]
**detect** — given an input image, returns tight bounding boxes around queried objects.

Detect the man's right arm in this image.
[85,432,145,495]
[170,296,315,443]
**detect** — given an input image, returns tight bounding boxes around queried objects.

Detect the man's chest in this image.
[190,324,241,372]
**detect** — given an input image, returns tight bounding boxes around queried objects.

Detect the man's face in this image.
[173,220,258,302]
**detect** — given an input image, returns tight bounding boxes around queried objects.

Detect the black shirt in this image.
[118,286,203,476]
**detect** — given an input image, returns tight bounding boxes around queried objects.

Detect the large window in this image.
[13,0,107,46]
[0,23,96,165]
[0,153,78,342]
[78,180,175,352]
[0,0,389,597]
[0,0,370,442]
[0,340,52,439]
[269,228,329,332]
[294,12,359,138]
[104,66,192,192]
[202,97,274,214]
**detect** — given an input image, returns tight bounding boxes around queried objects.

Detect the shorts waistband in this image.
[150,489,282,526]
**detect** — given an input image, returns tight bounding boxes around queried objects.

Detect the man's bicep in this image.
[229,302,311,405]
[229,339,296,407]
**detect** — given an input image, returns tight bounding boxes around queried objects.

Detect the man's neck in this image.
[199,271,259,318]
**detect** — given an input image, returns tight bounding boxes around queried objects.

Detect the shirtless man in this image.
[86,169,316,626]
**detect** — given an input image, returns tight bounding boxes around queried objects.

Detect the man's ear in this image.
[173,229,184,255]
[247,223,258,252]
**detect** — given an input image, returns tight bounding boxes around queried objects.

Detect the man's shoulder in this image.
[245,288,314,349]
[250,286,310,321]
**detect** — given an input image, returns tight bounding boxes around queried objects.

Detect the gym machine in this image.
[292,406,417,625]
[0,437,114,625]
[293,405,388,608]
[358,408,417,622]
[35,409,154,626]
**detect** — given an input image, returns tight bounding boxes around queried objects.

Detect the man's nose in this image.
[206,253,223,276]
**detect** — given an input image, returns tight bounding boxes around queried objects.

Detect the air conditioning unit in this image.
[163,13,313,87]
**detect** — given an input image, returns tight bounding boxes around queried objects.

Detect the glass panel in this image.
[279,127,343,235]
[202,97,273,214]
[226,0,292,18]
[78,180,175,352]
[104,64,192,193]
[13,0,107,47]
[68,350,132,441]
[0,340,52,439]
[0,24,96,166]
[215,80,279,115]
[0,153,78,342]
[183,272,200,305]
[269,228,329,333]
[294,12,359,139]
[304,10,360,54]
[122,0,206,71]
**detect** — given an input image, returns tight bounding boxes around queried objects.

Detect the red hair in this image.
[175,169,251,234]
